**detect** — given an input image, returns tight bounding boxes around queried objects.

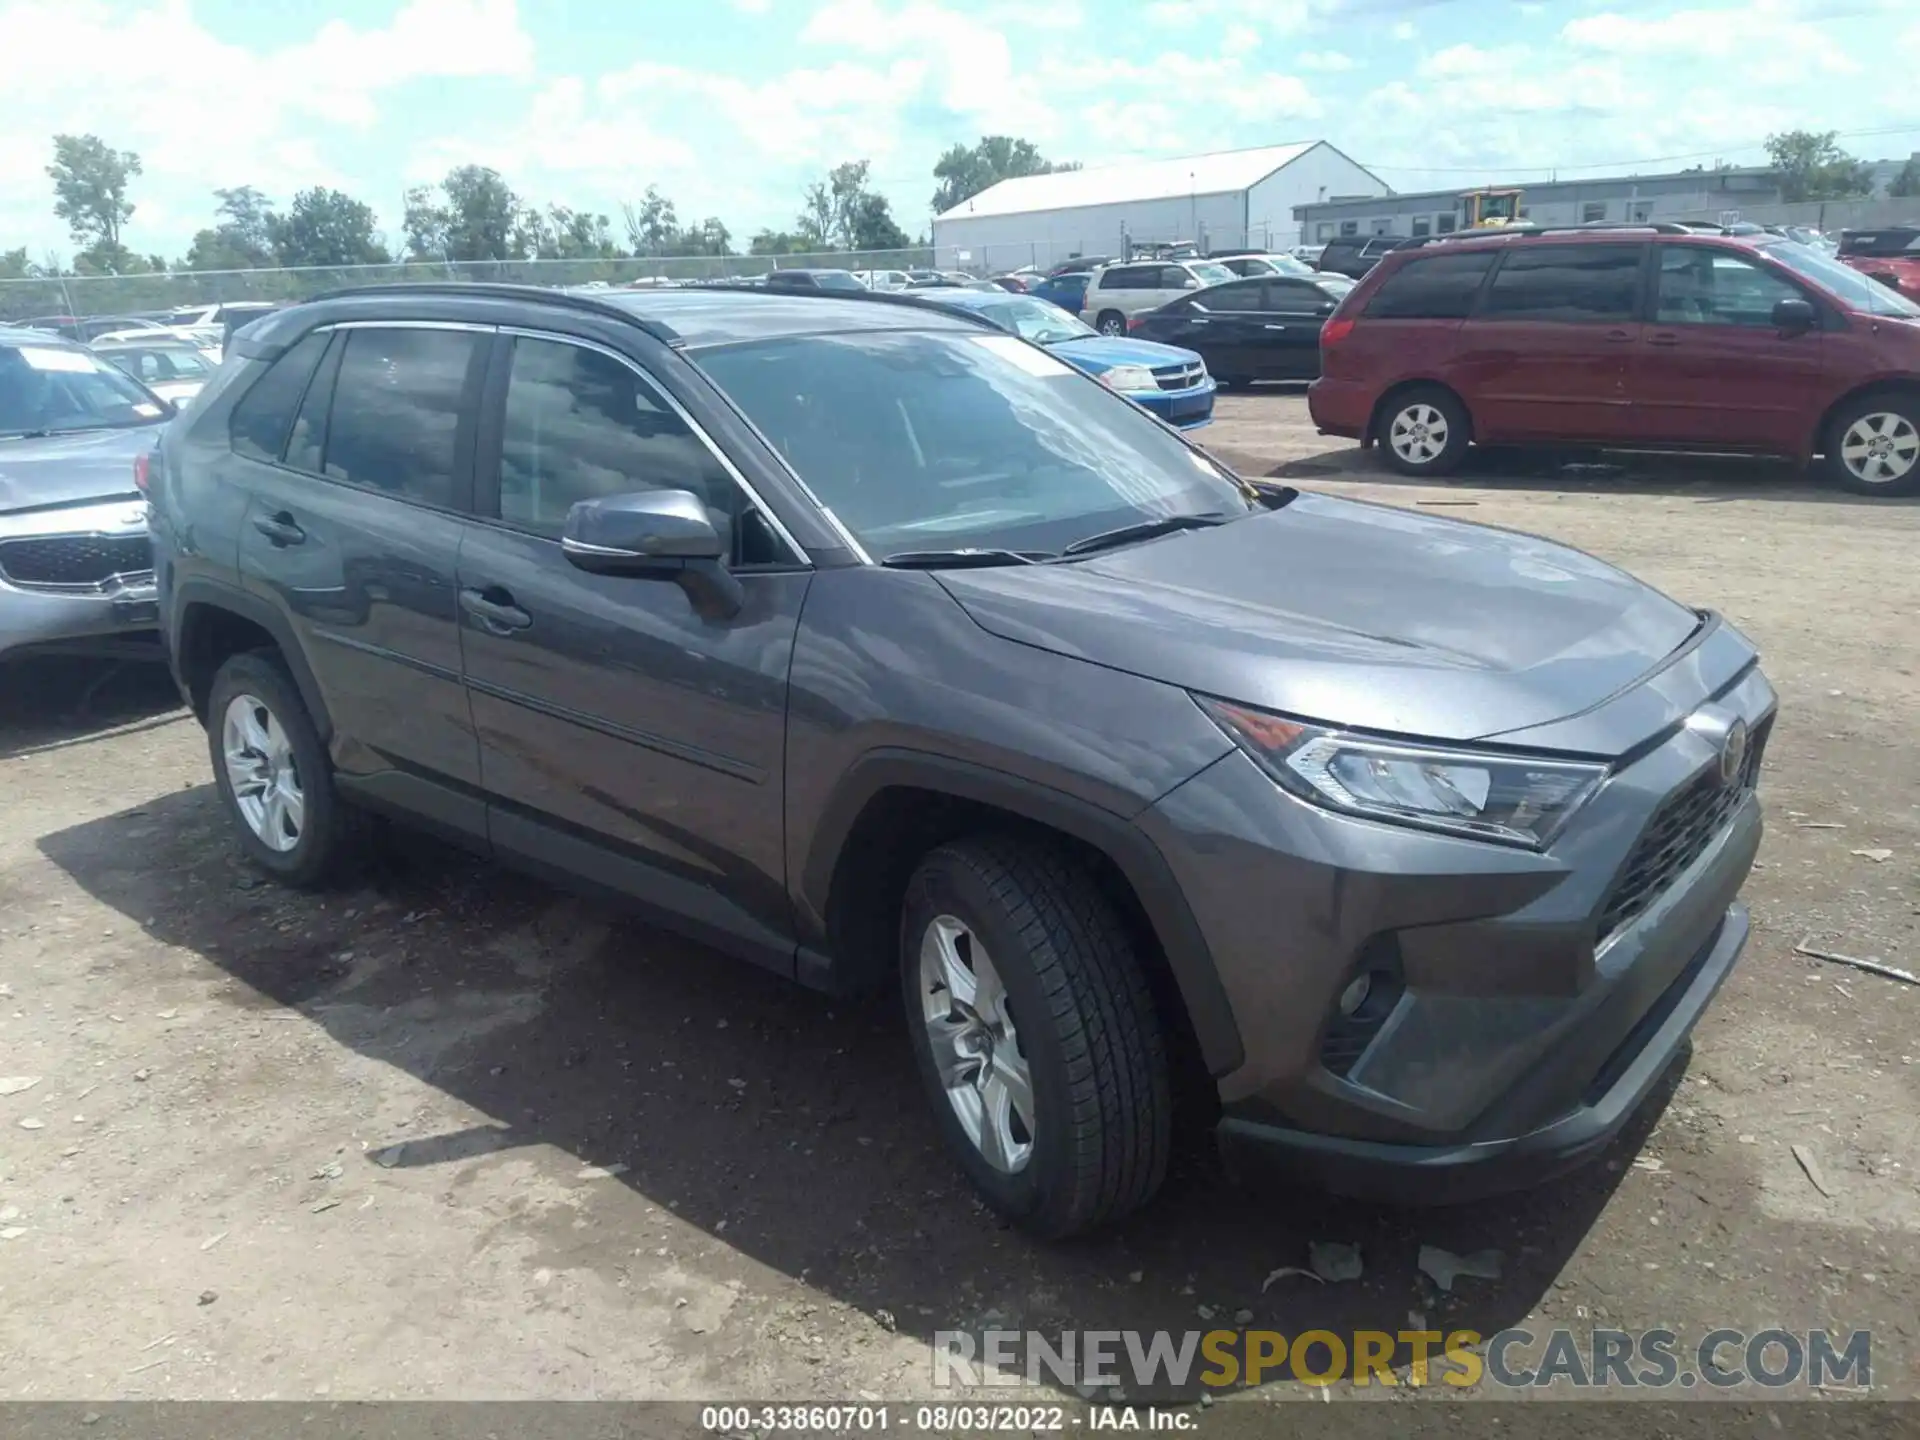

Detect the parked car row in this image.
[1309,222,1920,496]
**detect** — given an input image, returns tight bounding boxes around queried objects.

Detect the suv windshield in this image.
[696,329,1253,558]
[1766,241,1920,318]
[0,339,169,436]
[951,296,1094,345]
[1188,262,1236,286]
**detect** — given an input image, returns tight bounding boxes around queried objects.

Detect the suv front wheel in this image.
[901,837,1171,1238]
[1376,386,1472,477]
[1093,310,1128,337]
[1827,392,1920,497]
[207,652,358,888]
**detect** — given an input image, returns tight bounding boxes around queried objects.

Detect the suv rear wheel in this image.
[207,651,357,888]
[1094,310,1127,337]
[1376,386,1471,477]
[1827,392,1920,497]
[901,837,1171,1238]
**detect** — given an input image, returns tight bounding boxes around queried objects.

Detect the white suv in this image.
[1082,259,1237,334]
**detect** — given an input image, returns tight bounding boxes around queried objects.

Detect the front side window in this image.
[1654,248,1804,327]
[1197,281,1264,312]
[1365,251,1497,320]
[319,327,480,506]
[695,329,1255,560]
[0,339,170,437]
[1268,279,1337,312]
[229,330,329,462]
[496,337,787,565]
[1482,244,1644,322]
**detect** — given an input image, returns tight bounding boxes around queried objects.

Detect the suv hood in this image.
[0,427,154,516]
[935,492,1700,744]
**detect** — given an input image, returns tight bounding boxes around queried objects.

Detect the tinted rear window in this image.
[1365,252,1497,319]
[1481,244,1644,322]
[228,330,329,463]
[1838,230,1920,258]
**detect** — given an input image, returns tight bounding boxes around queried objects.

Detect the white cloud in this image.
[1297,49,1356,70]
[0,0,534,257]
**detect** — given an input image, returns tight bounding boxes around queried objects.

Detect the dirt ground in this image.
[1,390,1916,1409]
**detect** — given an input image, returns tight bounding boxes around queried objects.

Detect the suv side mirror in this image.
[1180,275,1200,289]
[562,488,743,618]
[1772,297,1817,334]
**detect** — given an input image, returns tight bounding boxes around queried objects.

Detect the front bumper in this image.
[1141,642,1775,1200]
[0,501,159,661]
[1135,380,1216,431]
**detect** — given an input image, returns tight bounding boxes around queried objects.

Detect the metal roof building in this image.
[932,141,1389,272]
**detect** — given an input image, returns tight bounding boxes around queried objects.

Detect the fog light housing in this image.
[1337,973,1372,1017]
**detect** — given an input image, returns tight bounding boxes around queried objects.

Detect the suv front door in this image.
[457,328,812,971]
[234,321,490,836]
[1630,245,1826,454]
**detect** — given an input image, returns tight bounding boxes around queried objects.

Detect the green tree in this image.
[850,191,909,251]
[931,135,1078,215]
[622,186,681,256]
[0,247,34,279]
[184,185,278,270]
[749,229,809,256]
[675,217,733,257]
[1765,129,1873,203]
[1889,157,1920,199]
[47,134,143,258]
[405,166,523,261]
[796,160,903,251]
[269,187,391,268]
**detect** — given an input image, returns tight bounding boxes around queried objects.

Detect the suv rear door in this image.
[1628,244,1826,454]
[1453,242,1647,443]
[457,326,812,970]
[233,320,490,835]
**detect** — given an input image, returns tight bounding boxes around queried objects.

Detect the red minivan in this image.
[1309,225,1920,497]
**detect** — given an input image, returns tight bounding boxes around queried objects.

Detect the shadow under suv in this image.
[149,282,1775,1237]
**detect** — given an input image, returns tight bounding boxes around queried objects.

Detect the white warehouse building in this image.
[931,141,1389,273]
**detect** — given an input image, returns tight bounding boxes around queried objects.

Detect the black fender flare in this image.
[802,750,1245,1077]
[171,577,333,743]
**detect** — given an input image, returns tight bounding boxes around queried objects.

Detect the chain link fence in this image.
[0,246,941,322]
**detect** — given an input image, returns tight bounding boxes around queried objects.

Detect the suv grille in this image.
[1597,715,1771,945]
[0,534,153,592]
[1153,361,1205,391]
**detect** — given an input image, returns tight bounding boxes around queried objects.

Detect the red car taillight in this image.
[1321,317,1356,346]
[133,451,151,493]
[1127,314,1147,331]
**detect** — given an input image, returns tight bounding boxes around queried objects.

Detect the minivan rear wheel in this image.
[900,837,1171,1238]
[1826,392,1920,497]
[1095,310,1128,337]
[1376,386,1471,477]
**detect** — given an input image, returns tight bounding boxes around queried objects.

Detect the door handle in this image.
[1188,318,1209,326]
[251,512,305,546]
[1263,324,1289,331]
[459,587,532,633]
[1648,332,1680,347]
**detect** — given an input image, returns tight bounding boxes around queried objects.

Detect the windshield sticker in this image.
[969,333,1077,378]
[18,346,95,373]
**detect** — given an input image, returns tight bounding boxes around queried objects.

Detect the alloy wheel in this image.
[1839,411,1919,486]
[918,914,1035,1174]
[222,693,305,853]
[1389,403,1450,466]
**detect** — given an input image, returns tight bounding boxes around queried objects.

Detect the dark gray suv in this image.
[148,283,1774,1237]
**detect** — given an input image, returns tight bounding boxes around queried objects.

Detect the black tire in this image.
[1374,385,1472,477]
[900,836,1171,1238]
[206,650,358,888]
[1824,390,1920,497]
[1094,310,1127,337]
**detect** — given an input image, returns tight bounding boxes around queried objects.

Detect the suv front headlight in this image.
[1197,697,1608,849]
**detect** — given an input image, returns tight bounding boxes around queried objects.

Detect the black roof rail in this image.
[297,281,686,347]
[1407,221,1705,249]
[686,281,1010,331]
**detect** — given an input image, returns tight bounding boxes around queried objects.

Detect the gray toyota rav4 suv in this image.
[148,283,1774,1237]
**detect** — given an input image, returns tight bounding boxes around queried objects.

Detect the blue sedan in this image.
[912,288,1215,430]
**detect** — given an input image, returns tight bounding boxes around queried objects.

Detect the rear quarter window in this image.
[228,331,330,463]
[1364,251,1498,319]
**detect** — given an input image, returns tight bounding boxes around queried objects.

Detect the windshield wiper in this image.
[880,548,1047,569]
[1059,513,1230,558]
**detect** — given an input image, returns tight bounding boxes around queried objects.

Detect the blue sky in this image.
[3,0,1918,261]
